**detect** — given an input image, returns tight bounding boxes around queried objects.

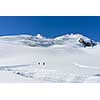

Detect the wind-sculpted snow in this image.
[0,33,99,82]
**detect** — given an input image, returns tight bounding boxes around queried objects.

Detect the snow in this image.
[36,34,44,39]
[0,33,99,83]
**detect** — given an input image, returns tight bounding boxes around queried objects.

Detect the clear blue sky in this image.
[0,16,100,41]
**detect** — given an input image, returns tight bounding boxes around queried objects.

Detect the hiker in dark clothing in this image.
[43,62,45,66]
[38,62,40,65]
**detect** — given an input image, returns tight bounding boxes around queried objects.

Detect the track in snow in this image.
[0,64,31,69]
[74,63,100,70]
[0,64,68,82]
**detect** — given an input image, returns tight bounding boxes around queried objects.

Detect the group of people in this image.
[38,62,46,66]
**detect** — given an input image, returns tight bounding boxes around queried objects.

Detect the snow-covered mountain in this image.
[0,33,96,47]
[0,33,99,83]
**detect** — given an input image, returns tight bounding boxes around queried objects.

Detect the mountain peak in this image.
[54,33,89,41]
[35,34,44,39]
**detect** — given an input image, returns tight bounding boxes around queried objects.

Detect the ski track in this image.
[0,64,99,83]
[0,64,68,82]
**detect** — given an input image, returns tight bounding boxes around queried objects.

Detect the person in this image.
[43,62,45,66]
[38,62,40,65]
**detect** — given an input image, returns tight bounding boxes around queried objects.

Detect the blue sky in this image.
[0,16,100,41]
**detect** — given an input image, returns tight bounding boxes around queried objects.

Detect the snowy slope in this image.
[0,33,99,83]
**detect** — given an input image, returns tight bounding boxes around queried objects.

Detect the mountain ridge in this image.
[0,33,97,47]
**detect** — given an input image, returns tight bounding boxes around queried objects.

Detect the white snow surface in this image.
[0,33,99,83]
